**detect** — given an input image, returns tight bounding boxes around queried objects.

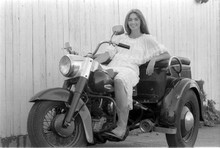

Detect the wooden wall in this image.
[0,0,219,138]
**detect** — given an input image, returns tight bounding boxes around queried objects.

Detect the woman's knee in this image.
[114,79,124,87]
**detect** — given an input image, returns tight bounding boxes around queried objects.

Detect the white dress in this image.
[103,34,168,110]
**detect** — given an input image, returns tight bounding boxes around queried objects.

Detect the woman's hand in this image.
[146,52,170,75]
[146,58,156,75]
[85,53,93,58]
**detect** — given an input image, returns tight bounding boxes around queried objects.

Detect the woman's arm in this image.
[146,52,170,75]
[152,52,170,62]
[94,52,111,64]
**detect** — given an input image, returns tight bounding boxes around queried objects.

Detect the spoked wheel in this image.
[166,90,200,147]
[27,101,87,147]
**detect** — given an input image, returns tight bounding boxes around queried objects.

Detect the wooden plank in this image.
[216,0,220,109]
[160,0,170,46]
[12,0,22,136]
[196,3,209,92]
[88,0,97,52]
[209,0,220,108]
[45,0,59,88]
[206,1,212,100]
[118,0,133,25]
[89,0,113,53]
[149,0,157,36]
[80,0,90,55]
[155,0,162,42]
[56,0,66,84]
[93,0,107,46]
[172,0,180,56]
[168,0,175,51]
[19,0,33,135]
[177,0,186,56]
[5,0,13,137]
[142,0,152,33]
[193,0,200,78]
[149,0,161,40]
[50,0,65,86]
[98,0,119,53]
[62,0,69,44]
[168,0,176,54]
[68,0,81,54]
[191,0,197,78]
[0,0,6,137]
[32,0,47,93]
[101,1,112,44]
[186,0,195,60]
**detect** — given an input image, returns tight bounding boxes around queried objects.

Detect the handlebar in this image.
[117,43,130,49]
[92,41,130,56]
[64,39,130,56]
[92,41,110,56]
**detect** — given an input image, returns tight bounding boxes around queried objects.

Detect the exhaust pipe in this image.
[139,119,155,133]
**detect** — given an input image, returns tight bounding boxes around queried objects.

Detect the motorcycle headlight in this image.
[59,55,82,77]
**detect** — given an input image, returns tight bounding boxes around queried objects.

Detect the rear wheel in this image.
[27,101,87,147]
[166,90,200,147]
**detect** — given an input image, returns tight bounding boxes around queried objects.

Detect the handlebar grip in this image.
[118,43,130,49]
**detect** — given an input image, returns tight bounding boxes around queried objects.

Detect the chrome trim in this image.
[80,57,93,79]
[184,110,194,131]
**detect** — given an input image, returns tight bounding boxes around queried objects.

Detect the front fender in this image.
[159,78,204,126]
[76,99,93,143]
[30,88,93,143]
[30,87,73,103]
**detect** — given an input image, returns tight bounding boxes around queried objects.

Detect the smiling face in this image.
[128,13,141,33]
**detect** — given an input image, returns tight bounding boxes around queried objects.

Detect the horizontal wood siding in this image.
[0,0,219,137]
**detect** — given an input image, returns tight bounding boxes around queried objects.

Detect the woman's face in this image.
[128,13,141,32]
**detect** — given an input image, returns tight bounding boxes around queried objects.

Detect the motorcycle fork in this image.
[63,58,93,127]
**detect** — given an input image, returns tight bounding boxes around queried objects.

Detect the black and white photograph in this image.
[0,0,219,147]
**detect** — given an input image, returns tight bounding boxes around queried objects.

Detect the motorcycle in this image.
[27,25,204,147]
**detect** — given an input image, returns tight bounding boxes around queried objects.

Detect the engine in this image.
[86,96,116,133]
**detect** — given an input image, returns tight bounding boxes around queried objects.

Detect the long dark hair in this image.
[124,9,150,35]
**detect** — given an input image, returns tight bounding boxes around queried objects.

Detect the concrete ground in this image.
[92,124,220,147]
[1,124,219,147]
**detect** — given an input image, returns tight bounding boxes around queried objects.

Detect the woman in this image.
[95,9,170,139]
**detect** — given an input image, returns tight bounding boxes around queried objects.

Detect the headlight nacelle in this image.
[59,55,84,77]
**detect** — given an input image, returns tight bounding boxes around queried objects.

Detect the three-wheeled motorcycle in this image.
[27,25,204,147]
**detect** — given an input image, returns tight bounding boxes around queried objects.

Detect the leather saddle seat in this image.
[140,57,190,69]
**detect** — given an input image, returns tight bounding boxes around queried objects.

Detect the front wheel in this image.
[166,90,200,147]
[27,101,87,147]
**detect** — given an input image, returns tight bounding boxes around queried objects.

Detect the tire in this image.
[27,101,87,147]
[166,90,200,147]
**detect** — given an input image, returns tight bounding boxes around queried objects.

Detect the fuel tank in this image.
[88,69,114,93]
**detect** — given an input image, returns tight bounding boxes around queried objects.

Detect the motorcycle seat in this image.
[140,57,190,69]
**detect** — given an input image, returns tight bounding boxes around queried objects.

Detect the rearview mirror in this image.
[65,42,71,49]
[112,25,124,35]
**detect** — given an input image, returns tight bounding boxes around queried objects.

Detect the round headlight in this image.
[59,56,71,76]
[59,55,82,77]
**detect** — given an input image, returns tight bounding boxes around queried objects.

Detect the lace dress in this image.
[103,34,168,109]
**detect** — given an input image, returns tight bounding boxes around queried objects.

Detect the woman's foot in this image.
[105,126,126,139]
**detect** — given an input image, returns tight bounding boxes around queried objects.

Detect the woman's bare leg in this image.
[111,79,129,137]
